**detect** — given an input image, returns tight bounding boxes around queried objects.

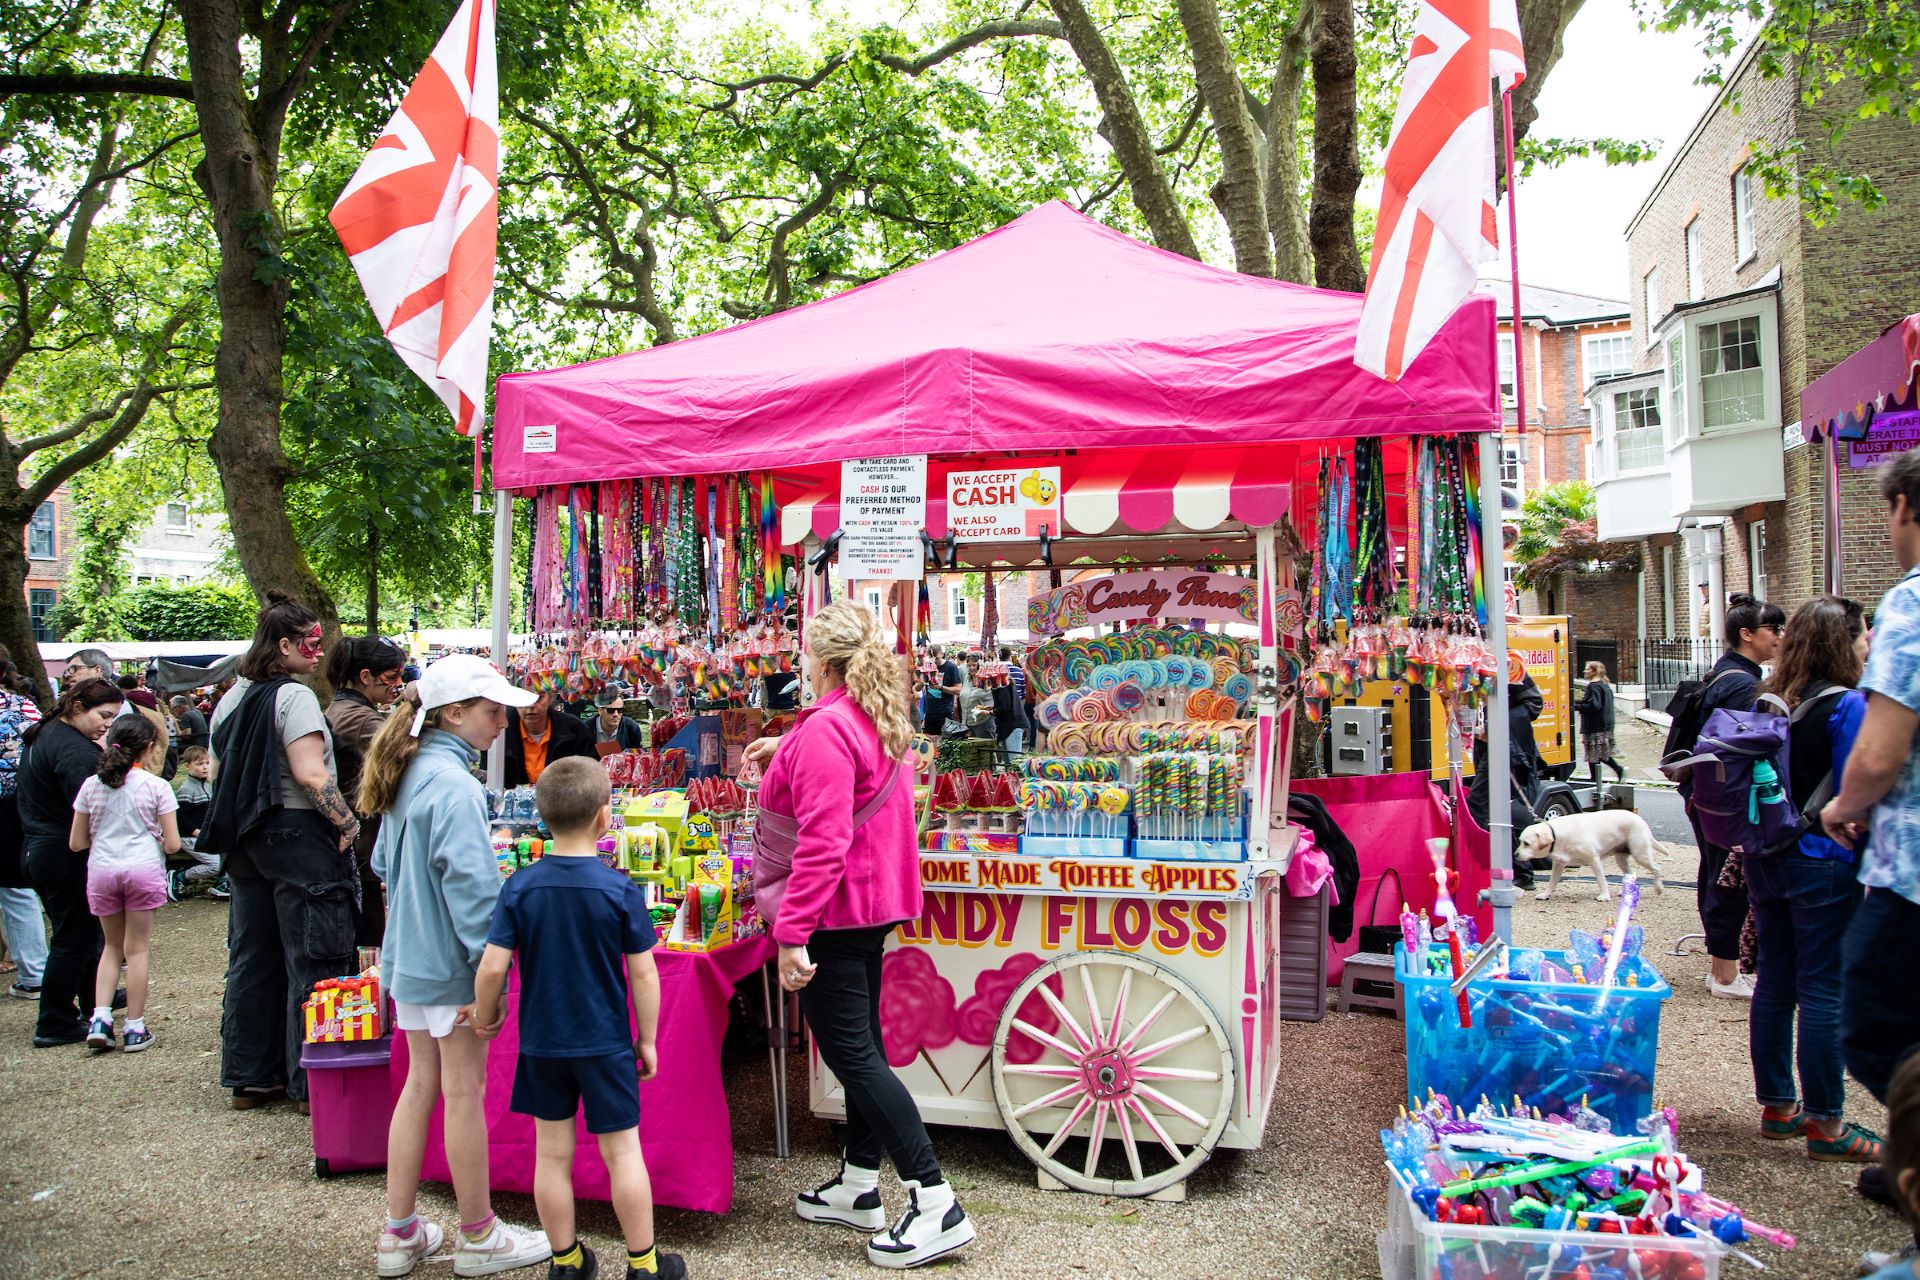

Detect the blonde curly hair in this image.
[806,598,912,759]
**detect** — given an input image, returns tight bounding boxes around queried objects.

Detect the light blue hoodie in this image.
[372,730,498,1007]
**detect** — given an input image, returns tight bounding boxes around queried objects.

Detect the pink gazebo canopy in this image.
[491,202,1498,491]
[1800,313,1920,440]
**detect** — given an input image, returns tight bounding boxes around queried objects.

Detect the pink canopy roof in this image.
[491,201,1498,491]
[1800,313,1920,440]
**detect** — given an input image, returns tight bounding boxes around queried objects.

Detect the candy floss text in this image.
[896,891,1229,957]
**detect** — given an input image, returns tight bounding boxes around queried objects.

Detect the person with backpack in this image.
[1746,596,1881,1161]
[1663,591,1785,999]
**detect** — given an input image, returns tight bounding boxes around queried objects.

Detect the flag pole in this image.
[1502,87,1527,439]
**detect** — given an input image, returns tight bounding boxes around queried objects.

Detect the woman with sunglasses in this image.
[203,592,360,1111]
[326,636,410,948]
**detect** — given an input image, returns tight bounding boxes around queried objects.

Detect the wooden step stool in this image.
[1335,951,1402,1018]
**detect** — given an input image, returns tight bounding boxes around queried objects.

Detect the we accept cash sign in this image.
[945,466,1060,540]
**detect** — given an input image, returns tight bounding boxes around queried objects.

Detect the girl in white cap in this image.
[360,655,551,1278]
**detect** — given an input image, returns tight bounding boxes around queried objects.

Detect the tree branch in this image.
[1048,0,1201,261]
[1266,0,1315,284]
[1178,0,1273,276]
[0,72,196,101]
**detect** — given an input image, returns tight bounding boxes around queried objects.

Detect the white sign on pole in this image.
[945,465,1062,540]
[839,454,927,581]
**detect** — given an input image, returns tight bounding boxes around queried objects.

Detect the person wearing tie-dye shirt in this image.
[1824,449,1920,1219]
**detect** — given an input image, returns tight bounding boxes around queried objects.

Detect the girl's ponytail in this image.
[96,715,159,788]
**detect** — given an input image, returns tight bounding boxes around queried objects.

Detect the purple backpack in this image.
[1662,688,1845,855]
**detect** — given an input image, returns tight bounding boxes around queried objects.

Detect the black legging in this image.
[26,839,101,1038]
[798,924,942,1184]
[1587,759,1626,787]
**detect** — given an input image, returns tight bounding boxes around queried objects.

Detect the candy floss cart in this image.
[488,202,1512,1201]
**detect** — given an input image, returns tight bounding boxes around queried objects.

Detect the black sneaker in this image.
[7,981,39,1000]
[548,1244,597,1279]
[166,869,186,903]
[32,1023,87,1048]
[629,1253,686,1280]
[1859,1162,1897,1208]
[210,876,231,900]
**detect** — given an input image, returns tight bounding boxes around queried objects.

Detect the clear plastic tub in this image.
[1396,944,1671,1133]
[1378,1166,1724,1280]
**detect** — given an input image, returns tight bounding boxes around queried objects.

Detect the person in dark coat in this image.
[324,636,408,947]
[500,690,597,787]
[1574,661,1626,787]
[1468,674,1545,888]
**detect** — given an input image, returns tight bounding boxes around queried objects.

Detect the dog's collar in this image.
[1541,822,1556,856]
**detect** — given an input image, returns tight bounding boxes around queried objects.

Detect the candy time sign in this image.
[1028,569,1257,635]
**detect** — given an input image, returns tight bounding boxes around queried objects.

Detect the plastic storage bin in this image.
[303,1036,395,1176]
[1396,945,1671,1133]
[1378,1165,1724,1280]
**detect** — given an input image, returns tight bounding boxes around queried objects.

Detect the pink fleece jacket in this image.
[758,687,922,947]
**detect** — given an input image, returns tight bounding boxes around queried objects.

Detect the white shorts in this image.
[394,1001,463,1038]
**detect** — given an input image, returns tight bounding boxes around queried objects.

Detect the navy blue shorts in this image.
[510,1049,640,1134]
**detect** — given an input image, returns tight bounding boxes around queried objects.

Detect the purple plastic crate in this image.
[302,1035,394,1177]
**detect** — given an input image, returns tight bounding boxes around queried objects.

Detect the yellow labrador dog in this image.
[1518,811,1670,902]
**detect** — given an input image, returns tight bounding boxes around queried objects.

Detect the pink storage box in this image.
[303,1037,395,1177]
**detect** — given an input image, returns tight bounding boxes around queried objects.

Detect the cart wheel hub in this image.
[1081,1048,1133,1100]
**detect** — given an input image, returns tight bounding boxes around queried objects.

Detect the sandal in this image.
[1760,1105,1807,1139]
[0,961,15,976]
[1808,1121,1882,1163]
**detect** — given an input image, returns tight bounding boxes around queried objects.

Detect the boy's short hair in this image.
[1885,1051,1920,1225]
[1882,447,1920,513]
[536,757,611,836]
[180,745,210,765]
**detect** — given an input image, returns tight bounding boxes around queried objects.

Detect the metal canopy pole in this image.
[487,490,514,789]
[1477,433,1516,944]
[1250,524,1280,861]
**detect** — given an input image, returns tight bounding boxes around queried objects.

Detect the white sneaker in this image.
[377,1221,446,1278]
[867,1179,976,1269]
[452,1219,550,1277]
[797,1161,887,1231]
[1860,1243,1918,1276]
[1708,972,1755,1000]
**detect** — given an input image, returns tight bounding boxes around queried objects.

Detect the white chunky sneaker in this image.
[377,1221,446,1278]
[452,1219,551,1277]
[797,1161,887,1231]
[867,1178,976,1269]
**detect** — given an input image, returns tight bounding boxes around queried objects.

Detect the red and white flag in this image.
[329,0,499,436]
[1354,0,1526,382]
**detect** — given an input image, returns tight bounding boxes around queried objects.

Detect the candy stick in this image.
[1429,837,1471,1028]
[1599,874,1641,994]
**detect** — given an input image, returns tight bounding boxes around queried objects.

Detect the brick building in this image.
[844,569,1048,649]
[1484,281,1632,492]
[22,485,77,642]
[1588,35,1920,666]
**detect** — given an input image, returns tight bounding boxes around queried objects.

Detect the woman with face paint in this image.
[203,591,360,1111]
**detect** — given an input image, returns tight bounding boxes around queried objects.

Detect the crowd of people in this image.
[8,458,1920,1274]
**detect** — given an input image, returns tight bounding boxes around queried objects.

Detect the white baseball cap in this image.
[410,653,537,736]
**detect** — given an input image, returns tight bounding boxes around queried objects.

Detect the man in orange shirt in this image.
[502,690,596,786]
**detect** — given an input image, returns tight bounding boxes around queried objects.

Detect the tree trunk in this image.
[1177,0,1272,277]
[177,0,337,624]
[1048,0,1202,262]
[0,507,50,707]
[1308,0,1365,292]
[365,521,380,636]
[1264,0,1315,285]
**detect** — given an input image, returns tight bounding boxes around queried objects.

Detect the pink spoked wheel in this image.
[989,951,1233,1197]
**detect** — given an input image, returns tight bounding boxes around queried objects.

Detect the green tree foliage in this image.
[115,581,259,642]
[1644,0,1920,220]
[1511,480,1639,588]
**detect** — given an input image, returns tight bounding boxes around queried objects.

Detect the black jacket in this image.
[500,707,597,787]
[1286,793,1361,943]
[594,716,646,752]
[1574,680,1615,734]
[17,719,101,853]
[200,677,292,858]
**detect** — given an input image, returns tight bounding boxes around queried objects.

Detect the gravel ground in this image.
[0,841,1907,1279]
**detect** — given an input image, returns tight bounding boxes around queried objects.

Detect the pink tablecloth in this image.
[393,936,775,1214]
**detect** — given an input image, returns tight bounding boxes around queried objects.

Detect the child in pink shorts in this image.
[69,715,180,1053]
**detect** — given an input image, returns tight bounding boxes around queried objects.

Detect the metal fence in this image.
[1639,637,1721,712]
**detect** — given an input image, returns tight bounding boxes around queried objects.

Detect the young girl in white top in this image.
[70,714,179,1052]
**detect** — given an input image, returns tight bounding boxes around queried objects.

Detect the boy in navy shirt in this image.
[473,758,683,1280]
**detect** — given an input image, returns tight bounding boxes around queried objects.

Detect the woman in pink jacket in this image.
[747,599,975,1270]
